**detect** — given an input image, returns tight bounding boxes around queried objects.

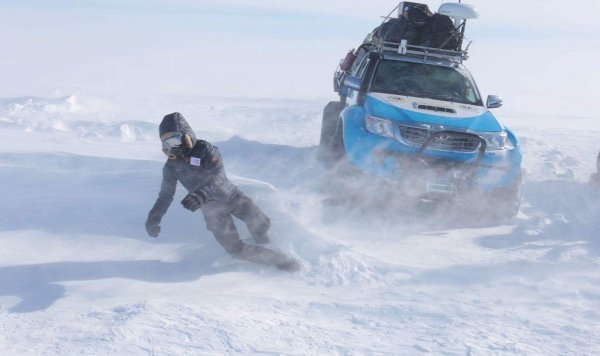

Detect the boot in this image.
[234,244,299,272]
[275,259,300,272]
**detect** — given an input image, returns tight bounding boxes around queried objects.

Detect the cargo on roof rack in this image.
[365,1,479,63]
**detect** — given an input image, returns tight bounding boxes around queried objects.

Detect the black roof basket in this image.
[364,1,478,63]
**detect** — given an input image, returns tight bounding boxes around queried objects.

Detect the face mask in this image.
[161,133,184,159]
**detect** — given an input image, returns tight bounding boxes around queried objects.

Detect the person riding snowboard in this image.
[145,112,299,272]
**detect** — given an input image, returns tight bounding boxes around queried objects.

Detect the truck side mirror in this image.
[486,95,503,109]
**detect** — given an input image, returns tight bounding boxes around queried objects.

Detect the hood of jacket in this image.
[159,112,197,158]
[159,112,197,145]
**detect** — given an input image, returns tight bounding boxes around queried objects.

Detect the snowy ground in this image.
[1,0,600,353]
[1,94,599,355]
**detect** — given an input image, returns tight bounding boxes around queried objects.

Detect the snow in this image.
[1,0,600,354]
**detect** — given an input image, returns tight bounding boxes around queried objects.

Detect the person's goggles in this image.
[161,132,183,154]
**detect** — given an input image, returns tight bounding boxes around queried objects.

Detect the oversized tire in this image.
[319,101,346,162]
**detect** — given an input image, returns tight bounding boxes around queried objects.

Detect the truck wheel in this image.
[319,101,346,162]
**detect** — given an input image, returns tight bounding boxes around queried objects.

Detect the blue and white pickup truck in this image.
[320,1,522,218]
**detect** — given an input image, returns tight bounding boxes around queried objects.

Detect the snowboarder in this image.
[145,112,299,272]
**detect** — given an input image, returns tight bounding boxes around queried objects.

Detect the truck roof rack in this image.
[364,1,478,63]
[377,39,470,63]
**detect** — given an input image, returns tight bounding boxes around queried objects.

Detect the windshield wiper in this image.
[419,91,464,102]
[432,94,457,102]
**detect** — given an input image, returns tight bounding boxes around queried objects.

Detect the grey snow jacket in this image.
[147,140,239,224]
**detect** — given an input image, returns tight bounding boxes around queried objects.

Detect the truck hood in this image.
[367,92,502,132]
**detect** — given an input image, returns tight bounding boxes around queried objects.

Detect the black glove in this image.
[181,189,208,212]
[145,219,161,237]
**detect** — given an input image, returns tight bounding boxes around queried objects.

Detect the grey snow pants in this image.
[201,191,288,266]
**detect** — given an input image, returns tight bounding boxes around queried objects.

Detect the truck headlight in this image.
[365,115,394,138]
[482,131,514,151]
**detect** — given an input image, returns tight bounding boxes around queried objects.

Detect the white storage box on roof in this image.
[438,3,479,23]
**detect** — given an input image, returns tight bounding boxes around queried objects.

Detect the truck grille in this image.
[398,125,482,153]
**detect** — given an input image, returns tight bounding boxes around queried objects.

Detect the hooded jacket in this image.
[147,113,238,224]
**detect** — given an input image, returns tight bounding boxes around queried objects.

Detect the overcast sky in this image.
[0,0,598,118]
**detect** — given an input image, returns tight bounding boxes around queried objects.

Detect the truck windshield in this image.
[370,60,483,106]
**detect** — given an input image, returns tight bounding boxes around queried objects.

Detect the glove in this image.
[181,189,208,212]
[145,219,161,237]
